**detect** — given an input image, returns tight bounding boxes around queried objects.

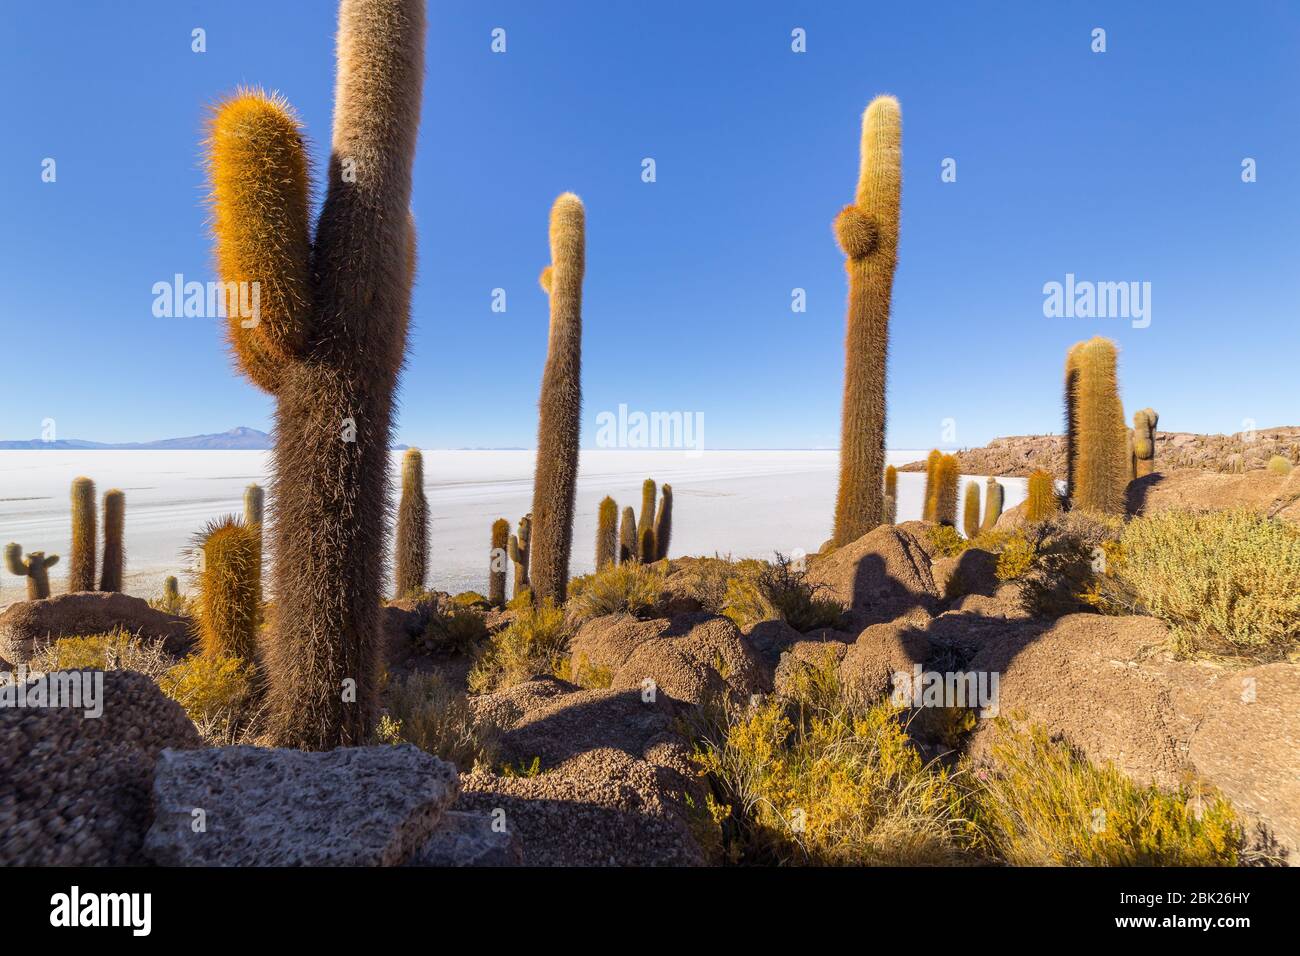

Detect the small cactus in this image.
[69,476,96,591]
[595,497,618,571]
[980,478,1004,532]
[161,574,183,613]
[882,493,897,525]
[653,484,673,561]
[5,544,58,600]
[489,518,510,608]
[192,517,261,663]
[933,455,960,526]
[1026,469,1061,522]
[618,507,637,564]
[1133,408,1159,478]
[99,489,126,592]
[922,450,942,522]
[637,478,657,546]
[1067,337,1128,514]
[507,515,532,598]
[962,482,981,539]
[394,449,428,597]
[243,483,265,528]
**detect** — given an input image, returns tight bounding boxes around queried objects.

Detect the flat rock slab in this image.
[406,810,522,867]
[144,744,458,866]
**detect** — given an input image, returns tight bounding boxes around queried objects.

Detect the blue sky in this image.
[2,1,1296,449]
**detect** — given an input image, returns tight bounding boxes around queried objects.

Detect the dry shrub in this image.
[567,561,667,622]
[376,670,500,771]
[723,553,844,633]
[467,599,568,693]
[159,653,258,743]
[28,631,174,683]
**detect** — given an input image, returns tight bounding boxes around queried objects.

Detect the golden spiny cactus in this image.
[653,484,673,560]
[980,478,1004,532]
[596,497,618,571]
[193,517,261,664]
[638,527,656,564]
[5,544,58,600]
[489,518,510,608]
[933,454,960,526]
[618,507,637,564]
[508,515,532,598]
[205,0,425,748]
[529,193,585,605]
[922,449,942,522]
[1063,342,1083,505]
[1026,469,1061,522]
[1133,407,1159,478]
[243,483,265,528]
[394,448,428,597]
[69,476,96,591]
[962,482,981,539]
[99,489,125,592]
[637,478,657,546]
[1068,337,1128,514]
[831,95,901,546]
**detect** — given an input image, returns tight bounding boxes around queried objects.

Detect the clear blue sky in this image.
[2,1,1296,449]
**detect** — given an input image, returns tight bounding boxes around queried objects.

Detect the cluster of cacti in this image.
[595,497,618,570]
[394,449,428,597]
[883,465,898,525]
[508,515,531,598]
[654,484,673,560]
[980,477,1004,532]
[618,507,637,563]
[962,482,981,539]
[488,518,510,607]
[933,454,960,526]
[204,0,425,747]
[192,517,261,664]
[4,544,58,600]
[69,476,96,591]
[831,95,901,547]
[99,489,125,592]
[1026,469,1061,521]
[1064,337,1128,515]
[529,193,585,606]
[922,450,942,522]
[1132,408,1159,478]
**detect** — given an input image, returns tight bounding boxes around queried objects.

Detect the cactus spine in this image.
[193,517,261,664]
[962,482,981,539]
[1026,469,1061,522]
[922,450,942,522]
[394,448,428,597]
[653,484,673,561]
[933,455,960,526]
[1133,407,1158,478]
[69,476,96,591]
[99,489,125,592]
[831,96,901,546]
[1067,337,1128,515]
[5,544,58,600]
[618,507,637,564]
[205,0,425,748]
[529,193,585,606]
[508,515,531,598]
[636,478,657,547]
[595,497,618,571]
[980,477,1004,532]
[489,518,510,608]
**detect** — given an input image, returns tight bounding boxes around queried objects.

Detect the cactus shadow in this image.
[1125,472,1165,517]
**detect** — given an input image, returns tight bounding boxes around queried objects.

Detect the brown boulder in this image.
[774,639,849,699]
[1127,468,1300,522]
[839,613,932,704]
[806,525,939,626]
[0,592,192,665]
[932,548,1000,602]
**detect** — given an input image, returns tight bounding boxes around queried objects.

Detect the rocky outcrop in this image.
[0,592,191,665]
[405,810,522,867]
[143,744,458,866]
[806,525,939,626]
[0,669,202,865]
[839,613,932,704]
[1127,468,1300,522]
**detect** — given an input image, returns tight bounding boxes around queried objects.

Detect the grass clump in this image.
[567,561,667,622]
[693,653,973,866]
[553,652,614,689]
[1267,455,1292,475]
[28,631,173,683]
[1003,512,1122,617]
[467,598,568,693]
[424,604,490,655]
[722,553,844,632]
[1098,509,1300,661]
[968,721,1246,866]
[375,671,500,771]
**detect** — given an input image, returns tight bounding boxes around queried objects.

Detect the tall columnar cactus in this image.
[618,507,637,564]
[883,494,897,525]
[193,517,261,664]
[922,450,942,522]
[1063,342,1083,505]
[638,527,656,564]
[1026,469,1061,522]
[962,482,981,539]
[980,477,1004,532]
[5,544,58,600]
[1133,407,1159,478]
[831,95,901,546]
[99,489,125,592]
[69,476,96,591]
[636,478,657,546]
[394,448,428,597]
[933,455,960,526]
[653,484,673,561]
[529,193,585,605]
[1067,337,1128,515]
[595,497,618,571]
[1126,429,1137,482]
[205,0,425,748]
[883,465,898,524]
[243,483,265,528]
[489,518,510,609]
[508,515,532,598]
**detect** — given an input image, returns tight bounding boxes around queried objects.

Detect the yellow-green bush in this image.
[424,604,489,655]
[1101,509,1300,660]
[1267,455,1292,476]
[722,554,843,632]
[29,631,172,683]
[554,651,614,689]
[567,561,667,622]
[994,533,1037,581]
[375,671,499,771]
[968,721,1245,866]
[467,599,568,693]
[159,653,255,735]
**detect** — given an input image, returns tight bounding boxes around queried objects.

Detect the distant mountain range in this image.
[0,427,272,450]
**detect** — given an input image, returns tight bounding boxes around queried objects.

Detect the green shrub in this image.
[159,653,256,740]
[467,599,568,693]
[1009,512,1122,617]
[722,554,844,632]
[1267,455,1292,476]
[29,631,172,683]
[967,721,1246,866]
[567,561,667,622]
[375,671,500,771]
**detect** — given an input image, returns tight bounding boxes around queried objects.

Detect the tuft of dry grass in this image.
[376,670,500,771]
[566,561,667,622]
[722,553,844,633]
[28,631,174,684]
[466,599,568,693]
